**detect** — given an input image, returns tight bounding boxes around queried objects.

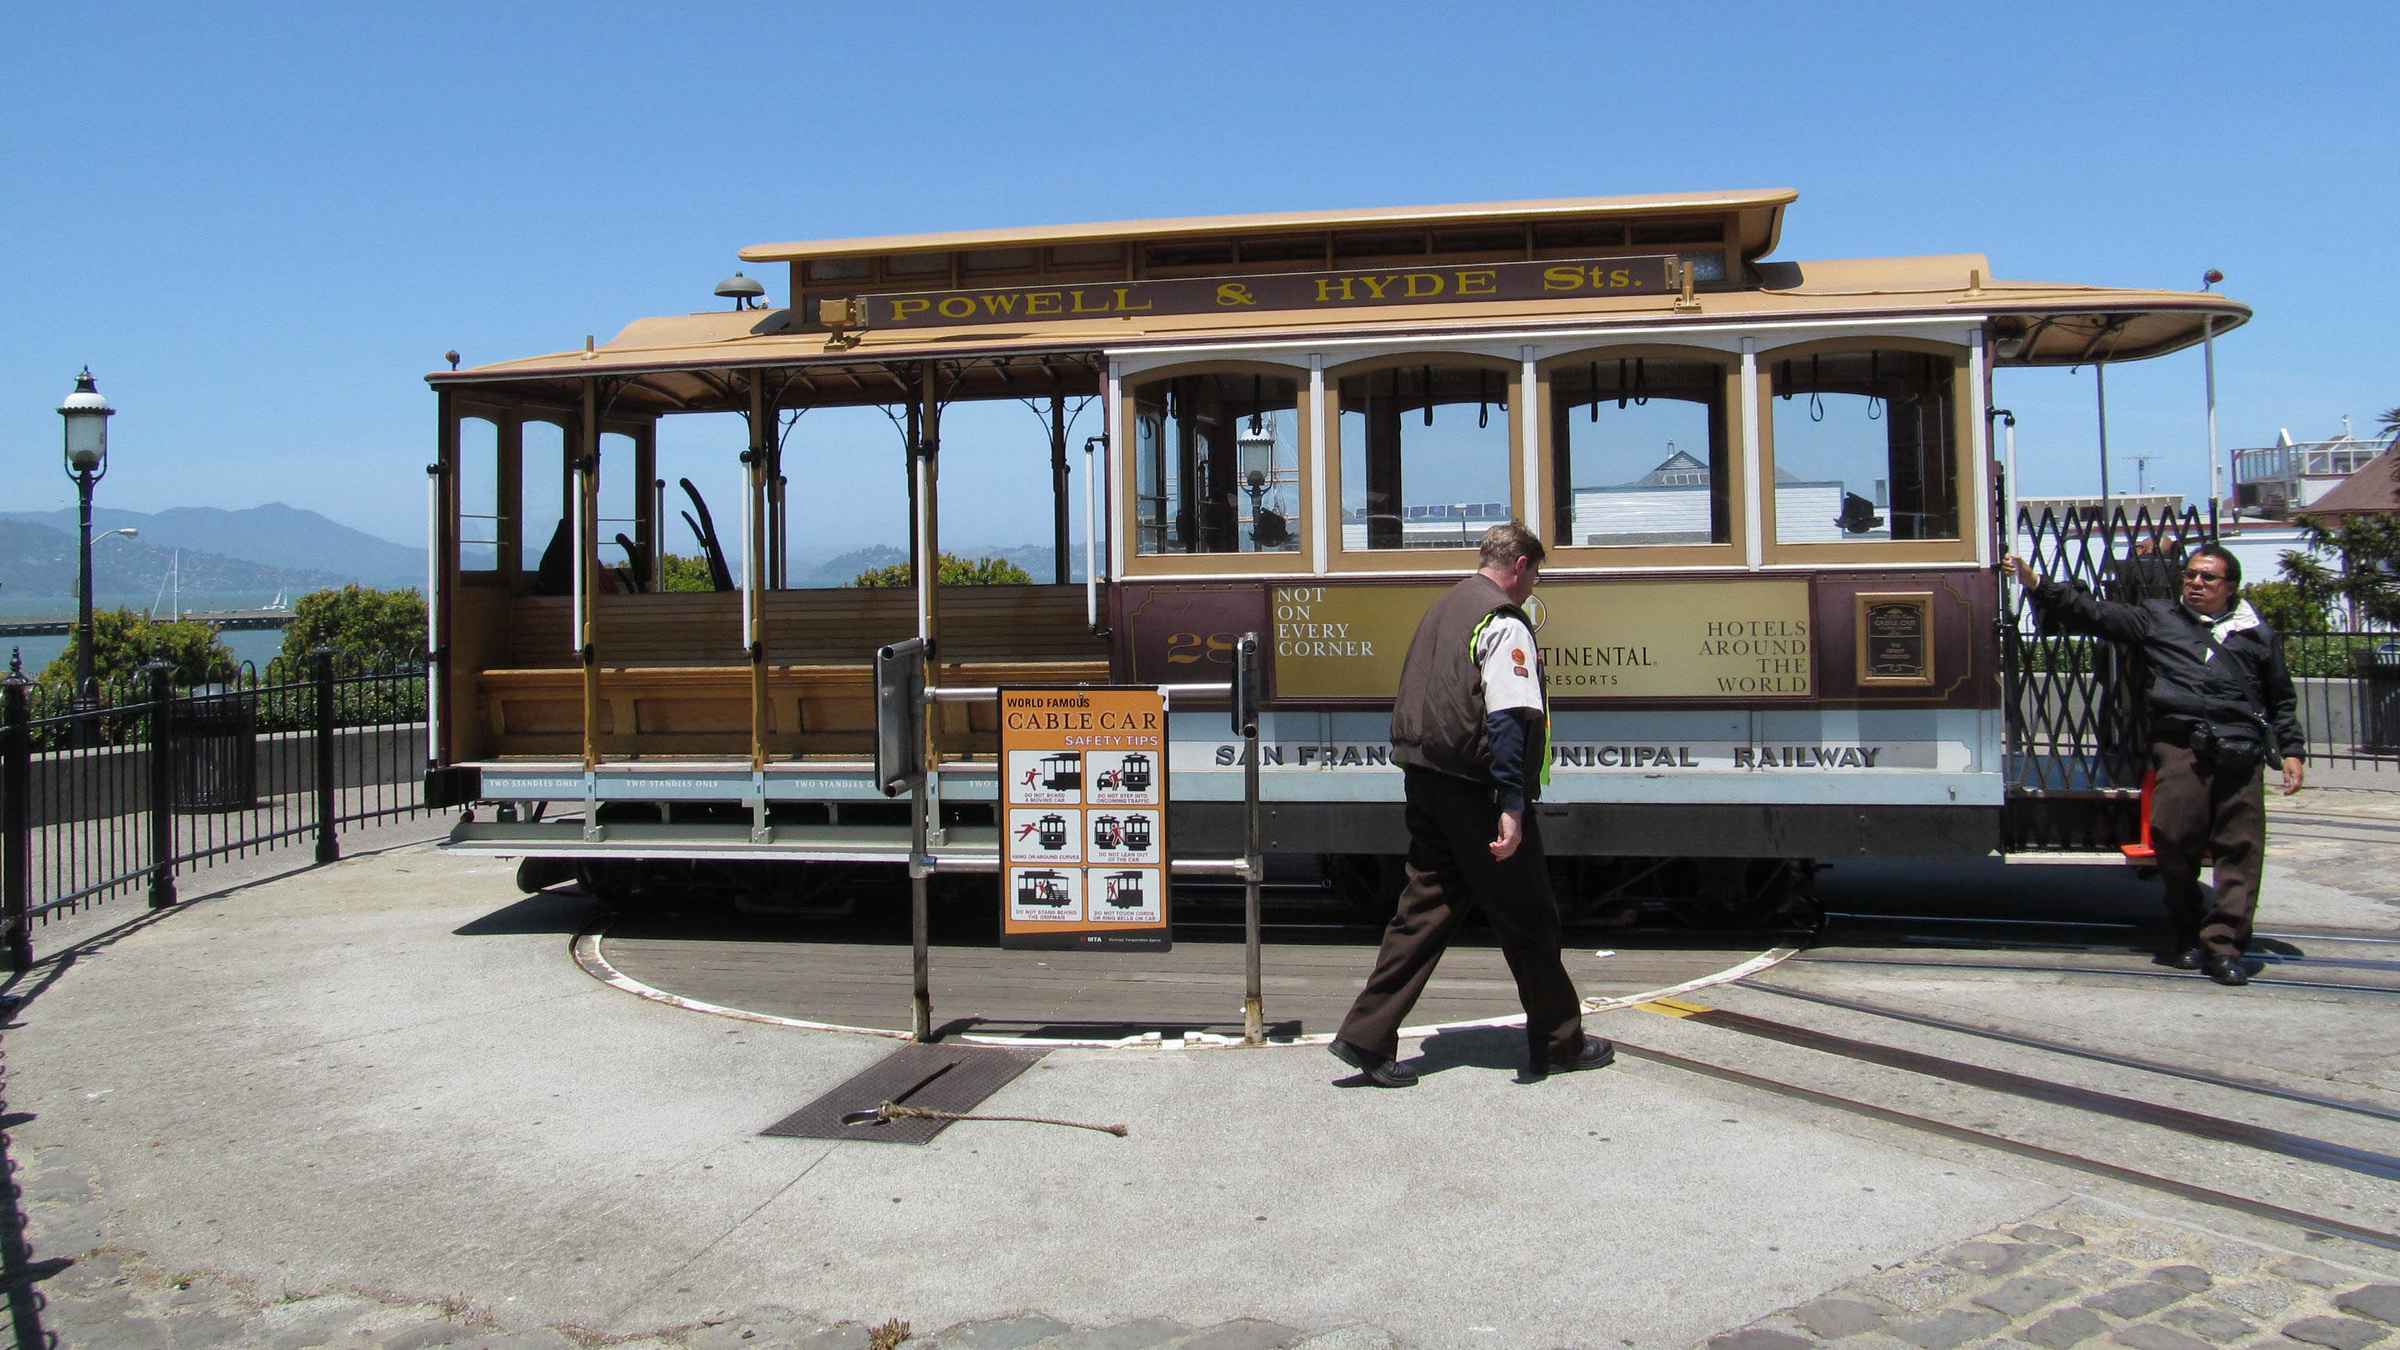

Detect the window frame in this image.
[1322,351,1523,575]
[1535,343,1746,570]
[1115,359,1316,578]
[1757,335,1978,566]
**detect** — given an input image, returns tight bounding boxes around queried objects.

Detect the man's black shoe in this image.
[1329,1039,1419,1087]
[1544,1036,1616,1076]
[2204,954,2251,987]
[2165,944,2204,971]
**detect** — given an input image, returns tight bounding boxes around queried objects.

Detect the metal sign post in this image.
[1235,634,1265,1044]
[874,638,933,1040]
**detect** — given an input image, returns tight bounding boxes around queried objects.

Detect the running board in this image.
[445,818,1003,867]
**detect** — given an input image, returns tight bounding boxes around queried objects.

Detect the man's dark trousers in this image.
[2149,738,2268,957]
[1336,768,1585,1071]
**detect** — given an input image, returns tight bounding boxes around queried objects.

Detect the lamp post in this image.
[2200,268,2224,528]
[58,367,115,727]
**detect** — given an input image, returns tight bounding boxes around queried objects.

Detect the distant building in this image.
[2231,426,2388,519]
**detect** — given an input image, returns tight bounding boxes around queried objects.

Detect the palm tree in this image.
[2380,405,2400,439]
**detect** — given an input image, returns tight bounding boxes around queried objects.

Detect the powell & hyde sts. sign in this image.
[843,254,1683,330]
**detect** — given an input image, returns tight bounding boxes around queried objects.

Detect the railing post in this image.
[3,668,33,971]
[1236,633,1265,1046]
[145,661,177,909]
[314,646,339,864]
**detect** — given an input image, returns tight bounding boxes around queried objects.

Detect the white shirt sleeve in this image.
[1472,614,1543,714]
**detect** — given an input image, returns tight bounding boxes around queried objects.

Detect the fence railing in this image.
[0,652,428,969]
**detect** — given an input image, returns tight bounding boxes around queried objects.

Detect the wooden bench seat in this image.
[478,659,1112,758]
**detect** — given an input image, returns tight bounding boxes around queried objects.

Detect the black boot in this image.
[2203,953,2250,987]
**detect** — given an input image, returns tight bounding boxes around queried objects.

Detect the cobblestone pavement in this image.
[1705,1199,2400,1350]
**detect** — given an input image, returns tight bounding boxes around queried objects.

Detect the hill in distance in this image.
[0,518,350,619]
[0,502,427,591]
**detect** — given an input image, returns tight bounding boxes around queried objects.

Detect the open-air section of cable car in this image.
[427,188,2248,897]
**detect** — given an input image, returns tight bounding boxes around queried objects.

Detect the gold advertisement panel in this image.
[1269,579,1812,700]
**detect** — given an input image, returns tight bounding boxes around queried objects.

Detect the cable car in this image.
[1122,815,1153,851]
[1117,754,1153,793]
[1102,871,1147,909]
[1090,814,1122,850]
[1036,812,1068,850]
[423,189,2250,920]
[1015,870,1072,907]
[1039,753,1083,793]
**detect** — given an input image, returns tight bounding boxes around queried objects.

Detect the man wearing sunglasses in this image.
[2003,546,2306,986]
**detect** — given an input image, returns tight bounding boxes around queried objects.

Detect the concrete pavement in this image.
[1,788,2396,1348]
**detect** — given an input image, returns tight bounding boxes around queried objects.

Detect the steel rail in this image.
[1738,980,2400,1125]
[1667,1004,2400,1181]
[1788,954,2400,996]
[1614,1037,2400,1253]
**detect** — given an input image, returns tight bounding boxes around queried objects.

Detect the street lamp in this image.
[58,367,115,720]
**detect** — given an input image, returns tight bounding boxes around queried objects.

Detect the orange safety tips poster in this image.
[999,687,1169,951]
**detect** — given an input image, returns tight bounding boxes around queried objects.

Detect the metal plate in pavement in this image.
[760,1043,1048,1145]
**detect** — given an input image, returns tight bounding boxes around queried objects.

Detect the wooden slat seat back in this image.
[502,586,1104,667]
[480,586,1109,758]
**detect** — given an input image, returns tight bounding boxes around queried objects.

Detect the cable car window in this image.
[458,416,501,573]
[520,419,568,577]
[1129,371,1303,556]
[1337,363,1513,552]
[1771,349,1959,544]
[1548,357,1730,547]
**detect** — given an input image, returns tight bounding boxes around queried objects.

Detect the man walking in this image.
[2005,546,2306,986]
[1330,523,1613,1085]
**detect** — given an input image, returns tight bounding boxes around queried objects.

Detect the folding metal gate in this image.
[2003,501,2216,851]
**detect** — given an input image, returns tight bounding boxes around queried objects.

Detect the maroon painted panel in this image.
[1113,583,1269,692]
[1809,569,1999,709]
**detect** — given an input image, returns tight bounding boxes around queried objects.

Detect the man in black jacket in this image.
[1328,523,1613,1085]
[2004,545,2307,986]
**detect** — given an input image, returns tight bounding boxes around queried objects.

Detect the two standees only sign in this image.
[999,688,1170,952]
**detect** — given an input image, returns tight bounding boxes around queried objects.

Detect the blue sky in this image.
[6,0,2394,557]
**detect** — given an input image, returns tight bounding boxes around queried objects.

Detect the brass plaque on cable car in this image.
[1266,578,1814,701]
[1856,592,1936,687]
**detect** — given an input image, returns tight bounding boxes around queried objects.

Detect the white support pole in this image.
[1105,358,1125,584]
[2203,317,2221,522]
[424,466,440,758]
[651,477,666,591]
[2095,363,2111,514]
[569,457,586,655]
[1084,434,1099,629]
[739,449,756,649]
[1308,354,1329,575]
[1969,327,1991,566]
[1519,345,1540,538]
[1740,337,1763,568]
[2004,413,2020,559]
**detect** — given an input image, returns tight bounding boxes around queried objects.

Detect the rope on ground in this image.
[873,1100,1129,1137]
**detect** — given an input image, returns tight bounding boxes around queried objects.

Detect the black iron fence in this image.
[0,651,428,969]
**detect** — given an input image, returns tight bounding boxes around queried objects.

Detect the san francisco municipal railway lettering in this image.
[1211,742,1887,769]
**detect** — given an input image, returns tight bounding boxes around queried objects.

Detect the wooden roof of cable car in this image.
[735,189,1799,265]
[430,192,2250,413]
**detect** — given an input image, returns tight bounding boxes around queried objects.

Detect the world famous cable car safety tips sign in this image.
[999,688,1169,951]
